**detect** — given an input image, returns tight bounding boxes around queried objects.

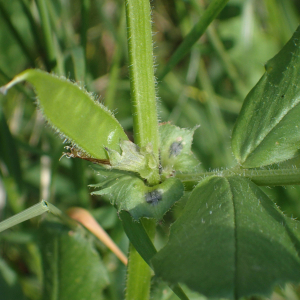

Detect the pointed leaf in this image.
[232,26,300,167]
[0,69,128,159]
[40,221,109,300]
[152,176,300,299]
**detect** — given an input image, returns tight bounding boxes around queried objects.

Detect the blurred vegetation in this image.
[0,0,300,299]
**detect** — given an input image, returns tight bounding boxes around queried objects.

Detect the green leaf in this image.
[40,221,109,300]
[159,124,200,178]
[0,69,128,159]
[232,26,300,168]
[91,167,184,220]
[152,176,300,299]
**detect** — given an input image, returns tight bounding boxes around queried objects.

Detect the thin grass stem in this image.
[0,201,49,233]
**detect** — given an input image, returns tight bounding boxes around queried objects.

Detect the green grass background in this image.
[0,0,300,299]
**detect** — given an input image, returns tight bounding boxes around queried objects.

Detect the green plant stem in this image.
[124,0,160,299]
[0,201,48,233]
[36,0,57,71]
[120,211,189,300]
[0,200,77,233]
[125,219,156,300]
[125,0,160,185]
[159,0,229,80]
[176,167,300,189]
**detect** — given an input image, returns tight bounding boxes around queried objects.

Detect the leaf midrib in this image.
[226,177,238,300]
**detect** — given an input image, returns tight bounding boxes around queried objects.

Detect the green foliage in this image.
[159,0,230,80]
[125,0,159,177]
[105,140,158,182]
[1,0,300,300]
[91,167,184,220]
[1,69,128,159]
[152,176,300,299]
[232,27,300,168]
[40,221,109,300]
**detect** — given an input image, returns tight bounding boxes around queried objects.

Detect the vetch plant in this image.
[1,0,300,299]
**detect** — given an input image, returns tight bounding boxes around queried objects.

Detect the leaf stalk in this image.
[176,167,300,188]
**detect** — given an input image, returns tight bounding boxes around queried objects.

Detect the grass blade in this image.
[0,201,49,233]
[0,200,78,233]
[159,0,229,80]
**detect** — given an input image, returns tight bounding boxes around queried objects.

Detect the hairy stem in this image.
[176,167,300,189]
[124,0,159,299]
[125,219,156,300]
[125,0,160,186]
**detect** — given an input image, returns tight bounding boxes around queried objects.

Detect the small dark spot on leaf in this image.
[145,190,162,206]
[281,94,285,98]
[169,141,183,157]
